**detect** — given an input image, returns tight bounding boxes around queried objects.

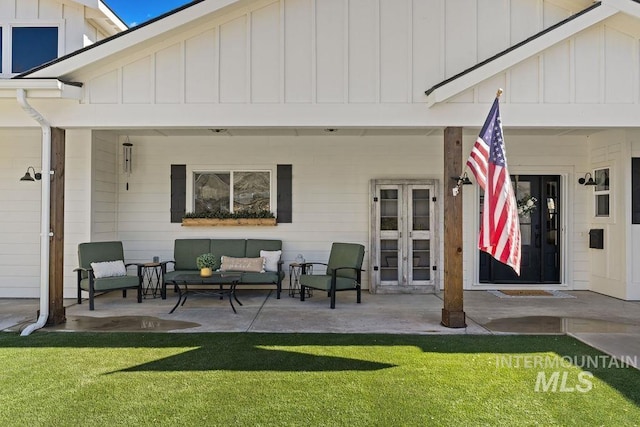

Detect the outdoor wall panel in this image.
[574,27,601,104]
[284,0,312,103]
[185,29,218,103]
[251,2,281,103]
[315,0,345,103]
[509,57,540,103]
[348,0,377,103]
[122,56,151,104]
[604,27,635,104]
[219,16,247,103]
[155,43,183,104]
[15,0,38,19]
[444,0,477,77]
[477,0,510,61]
[380,0,409,103]
[543,42,570,103]
[412,0,442,102]
[510,0,542,45]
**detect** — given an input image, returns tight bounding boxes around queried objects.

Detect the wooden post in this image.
[442,127,466,328]
[47,127,66,325]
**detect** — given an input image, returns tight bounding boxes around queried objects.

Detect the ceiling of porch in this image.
[103,127,606,138]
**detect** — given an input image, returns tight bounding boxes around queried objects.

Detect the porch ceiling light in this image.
[578,172,596,186]
[20,166,41,182]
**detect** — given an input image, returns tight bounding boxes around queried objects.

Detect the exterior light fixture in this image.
[324,128,338,133]
[452,172,472,185]
[20,166,42,181]
[578,172,596,186]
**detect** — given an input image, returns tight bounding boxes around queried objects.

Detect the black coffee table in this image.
[169,273,242,314]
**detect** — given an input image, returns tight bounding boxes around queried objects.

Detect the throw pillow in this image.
[91,260,127,278]
[260,250,282,272]
[220,256,265,273]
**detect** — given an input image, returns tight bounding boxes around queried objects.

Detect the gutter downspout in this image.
[17,88,52,336]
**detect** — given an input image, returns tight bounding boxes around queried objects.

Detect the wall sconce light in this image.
[19,166,41,182]
[123,137,133,190]
[578,172,596,186]
[452,172,473,185]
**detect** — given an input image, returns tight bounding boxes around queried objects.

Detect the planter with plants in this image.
[196,253,217,277]
[182,209,277,226]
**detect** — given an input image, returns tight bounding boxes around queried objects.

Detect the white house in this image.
[1,0,640,319]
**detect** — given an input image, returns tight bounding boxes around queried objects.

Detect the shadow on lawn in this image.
[2,332,639,404]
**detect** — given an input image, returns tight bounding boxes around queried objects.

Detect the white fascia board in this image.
[604,0,640,19]
[69,0,99,8]
[0,80,82,99]
[97,1,128,32]
[425,3,619,107]
[26,0,240,78]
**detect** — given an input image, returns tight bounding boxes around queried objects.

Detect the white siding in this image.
[0,130,42,297]
[586,130,628,299]
[77,0,623,114]
[9,130,590,297]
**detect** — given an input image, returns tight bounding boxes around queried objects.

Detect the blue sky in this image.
[105,1,194,27]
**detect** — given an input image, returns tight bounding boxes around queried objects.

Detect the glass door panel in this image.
[380,239,399,282]
[380,189,399,230]
[411,239,430,281]
[412,189,430,231]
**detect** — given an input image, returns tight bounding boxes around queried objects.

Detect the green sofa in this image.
[161,238,284,299]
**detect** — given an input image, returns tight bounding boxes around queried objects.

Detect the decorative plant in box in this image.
[182,209,277,226]
[196,253,217,277]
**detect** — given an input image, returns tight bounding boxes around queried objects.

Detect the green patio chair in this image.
[299,242,365,309]
[75,241,142,310]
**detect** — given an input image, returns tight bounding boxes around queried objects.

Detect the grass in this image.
[1,333,639,426]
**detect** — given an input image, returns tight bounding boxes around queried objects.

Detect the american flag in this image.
[466,97,521,275]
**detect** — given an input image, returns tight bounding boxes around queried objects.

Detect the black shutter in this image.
[171,164,186,223]
[277,164,292,223]
[633,159,640,224]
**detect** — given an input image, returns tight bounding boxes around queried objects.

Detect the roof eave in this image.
[0,79,83,99]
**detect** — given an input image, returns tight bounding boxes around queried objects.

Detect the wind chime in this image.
[123,137,133,191]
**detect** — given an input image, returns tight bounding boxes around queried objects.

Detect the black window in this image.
[12,27,58,73]
[0,28,3,73]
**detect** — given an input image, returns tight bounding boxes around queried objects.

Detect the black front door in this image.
[479,175,561,284]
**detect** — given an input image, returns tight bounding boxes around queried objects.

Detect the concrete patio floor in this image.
[2,289,639,368]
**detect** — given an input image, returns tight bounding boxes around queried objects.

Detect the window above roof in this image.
[1,24,61,77]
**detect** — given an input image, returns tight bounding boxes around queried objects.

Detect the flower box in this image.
[181,218,277,227]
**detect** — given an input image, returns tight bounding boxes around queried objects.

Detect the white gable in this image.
[15,0,640,128]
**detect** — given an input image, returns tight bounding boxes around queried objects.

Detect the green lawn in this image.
[0,333,638,426]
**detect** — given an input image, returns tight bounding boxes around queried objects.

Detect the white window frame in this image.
[593,167,611,218]
[0,21,64,78]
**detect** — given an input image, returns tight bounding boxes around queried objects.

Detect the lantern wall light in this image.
[19,166,41,182]
[578,172,596,186]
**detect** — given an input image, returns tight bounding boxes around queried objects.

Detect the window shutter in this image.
[171,164,186,223]
[277,164,292,223]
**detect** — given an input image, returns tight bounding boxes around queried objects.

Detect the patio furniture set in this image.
[75,239,364,311]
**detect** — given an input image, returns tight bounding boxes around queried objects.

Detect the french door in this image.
[370,180,437,293]
[479,175,561,284]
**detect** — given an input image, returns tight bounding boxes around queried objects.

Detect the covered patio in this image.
[3,290,640,369]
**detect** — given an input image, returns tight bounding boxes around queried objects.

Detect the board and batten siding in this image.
[0,0,105,60]
[80,0,606,110]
